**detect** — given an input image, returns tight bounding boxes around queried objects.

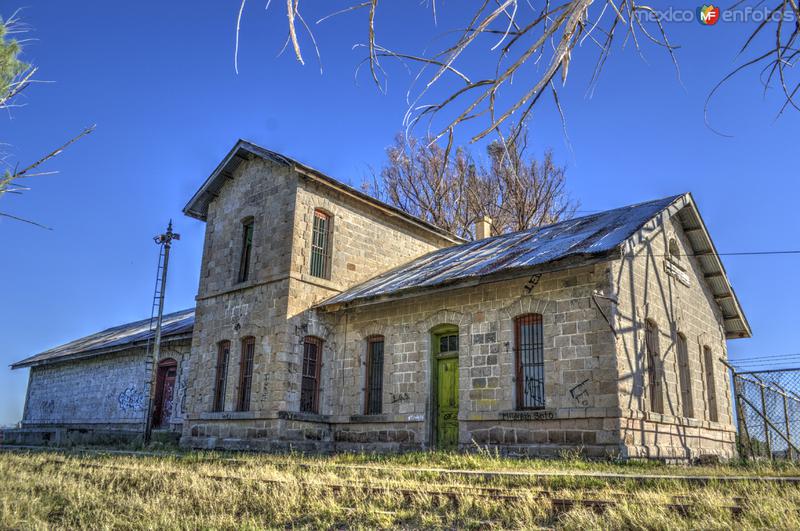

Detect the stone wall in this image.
[182,158,455,450]
[179,152,737,459]
[286,173,455,316]
[612,208,736,459]
[183,156,298,446]
[11,339,191,445]
[304,264,623,457]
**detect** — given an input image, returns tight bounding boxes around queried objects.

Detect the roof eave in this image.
[182,140,464,244]
[625,192,751,339]
[10,331,194,370]
[182,140,290,221]
[679,194,751,339]
[317,249,621,311]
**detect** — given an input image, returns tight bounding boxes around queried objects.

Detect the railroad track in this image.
[4,444,797,485]
[26,455,747,517]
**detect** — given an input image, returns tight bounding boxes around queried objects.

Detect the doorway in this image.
[152,358,177,429]
[432,327,459,449]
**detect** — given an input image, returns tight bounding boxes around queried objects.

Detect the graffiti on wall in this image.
[390,392,410,404]
[38,399,55,416]
[523,273,542,294]
[569,379,590,406]
[117,387,145,412]
[500,410,555,421]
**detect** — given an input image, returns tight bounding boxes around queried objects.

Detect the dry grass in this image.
[2,449,800,529]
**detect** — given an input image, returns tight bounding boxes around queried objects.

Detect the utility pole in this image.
[142,220,180,445]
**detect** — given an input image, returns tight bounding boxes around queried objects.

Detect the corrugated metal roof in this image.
[318,192,750,339]
[11,308,195,369]
[319,195,684,307]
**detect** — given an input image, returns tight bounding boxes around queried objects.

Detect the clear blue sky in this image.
[1,1,798,425]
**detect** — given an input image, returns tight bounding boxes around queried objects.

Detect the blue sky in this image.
[1,1,798,424]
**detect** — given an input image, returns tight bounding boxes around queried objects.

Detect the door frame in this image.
[430,324,459,450]
[151,358,178,429]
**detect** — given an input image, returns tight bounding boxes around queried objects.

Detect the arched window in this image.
[310,209,332,279]
[365,335,385,415]
[668,238,681,262]
[645,320,664,414]
[301,336,323,413]
[704,346,719,422]
[236,336,255,411]
[515,314,545,410]
[676,333,693,418]
[238,218,255,283]
[213,340,230,412]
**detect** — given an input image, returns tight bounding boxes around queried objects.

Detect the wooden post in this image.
[739,394,800,457]
[732,375,750,460]
[784,393,793,460]
[774,382,794,460]
[759,381,772,459]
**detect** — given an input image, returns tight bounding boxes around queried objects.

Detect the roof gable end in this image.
[624,193,750,339]
[182,139,463,244]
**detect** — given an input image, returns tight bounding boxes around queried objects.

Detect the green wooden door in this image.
[436,357,459,449]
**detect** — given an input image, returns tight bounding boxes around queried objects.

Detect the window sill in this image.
[298,273,342,292]
[196,274,290,301]
[193,411,263,421]
[278,410,331,423]
[349,414,390,423]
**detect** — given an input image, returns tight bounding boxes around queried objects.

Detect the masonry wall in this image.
[184,159,456,448]
[304,264,622,457]
[182,160,455,450]
[11,340,191,445]
[611,209,736,460]
[183,157,297,448]
[286,173,455,316]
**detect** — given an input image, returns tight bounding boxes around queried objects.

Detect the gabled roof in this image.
[318,193,750,339]
[11,308,195,369]
[182,139,463,245]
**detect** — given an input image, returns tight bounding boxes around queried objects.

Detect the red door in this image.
[152,359,177,429]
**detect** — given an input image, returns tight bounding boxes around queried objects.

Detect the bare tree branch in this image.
[237,0,800,142]
[368,132,577,240]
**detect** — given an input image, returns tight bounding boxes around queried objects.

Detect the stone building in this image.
[7,310,193,445]
[8,140,751,459]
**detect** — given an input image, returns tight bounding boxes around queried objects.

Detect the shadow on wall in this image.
[614,216,731,460]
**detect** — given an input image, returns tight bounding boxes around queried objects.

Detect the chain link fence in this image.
[730,365,800,460]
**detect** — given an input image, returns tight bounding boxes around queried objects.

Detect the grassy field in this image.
[2,448,800,529]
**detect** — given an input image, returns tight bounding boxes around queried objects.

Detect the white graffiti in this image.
[117,387,145,411]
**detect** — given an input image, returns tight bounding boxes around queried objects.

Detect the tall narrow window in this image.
[704,346,719,422]
[301,336,323,413]
[238,219,254,283]
[645,320,664,414]
[668,238,681,261]
[310,210,332,279]
[213,340,230,412]
[365,336,385,415]
[236,336,255,411]
[676,333,693,418]
[515,314,545,410]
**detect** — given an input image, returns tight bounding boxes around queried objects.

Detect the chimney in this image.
[475,215,492,240]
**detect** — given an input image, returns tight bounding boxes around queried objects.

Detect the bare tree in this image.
[373,134,476,239]
[0,11,94,229]
[482,134,576,233]
[370,132,577,240]
[234,1,794,143]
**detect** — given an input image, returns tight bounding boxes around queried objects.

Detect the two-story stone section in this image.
[179,141,461,450]
[7,140,750,460]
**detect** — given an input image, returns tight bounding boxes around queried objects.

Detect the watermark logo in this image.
[697,4,721,25]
